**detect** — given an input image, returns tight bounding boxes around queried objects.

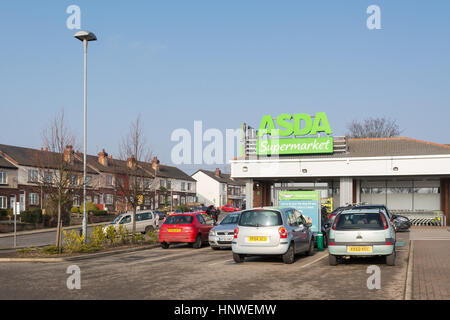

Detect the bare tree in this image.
[115,115,154,234]
[346,117,402,138]
[37,110,78,251]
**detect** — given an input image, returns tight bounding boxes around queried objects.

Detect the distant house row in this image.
[0,144,196,213]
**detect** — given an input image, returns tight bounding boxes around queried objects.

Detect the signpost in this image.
[13,202,20,248]
[278,191,321,233]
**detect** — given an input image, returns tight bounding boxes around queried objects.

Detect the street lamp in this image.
[74,30,97,242]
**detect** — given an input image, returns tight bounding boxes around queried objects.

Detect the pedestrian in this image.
[154,212,160,230]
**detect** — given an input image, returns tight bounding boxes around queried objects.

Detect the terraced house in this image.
[0,144,196,214]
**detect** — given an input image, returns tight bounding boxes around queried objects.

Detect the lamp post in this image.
[74,30,97,242]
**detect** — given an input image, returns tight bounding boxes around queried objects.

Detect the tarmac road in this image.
[0,232,410,300]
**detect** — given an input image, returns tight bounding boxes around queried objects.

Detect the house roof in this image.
[193,169,245,185]
[0,144,97,174]
[0,156,17,169]
[141,162,196,182]
[237,137,450,160]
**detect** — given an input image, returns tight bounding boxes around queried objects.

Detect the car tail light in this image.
[234,227,239,238]
[328,243,335,246]
[278,227,288,239]
[380,213,388,229]
[385,242,393,245]
[332,216,339,230]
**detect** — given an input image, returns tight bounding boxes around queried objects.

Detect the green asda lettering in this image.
[258,112,332,137]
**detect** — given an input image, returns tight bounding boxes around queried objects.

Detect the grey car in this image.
[209,212,241,249]
[232,207,315,264]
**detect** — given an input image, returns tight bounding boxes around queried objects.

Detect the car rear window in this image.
[334,212,386,230]
[221,214,240,225]
[164,215,193,225]
[239,210,282,227]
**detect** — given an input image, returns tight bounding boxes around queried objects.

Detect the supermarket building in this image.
[231,117,450,225]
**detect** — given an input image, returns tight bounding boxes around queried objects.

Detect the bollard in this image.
[317,232,324,251]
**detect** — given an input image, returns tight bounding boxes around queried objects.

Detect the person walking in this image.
[154,212,160,230]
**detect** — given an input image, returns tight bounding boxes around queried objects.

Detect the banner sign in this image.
[279,190,321,233]
[257,136,333,155]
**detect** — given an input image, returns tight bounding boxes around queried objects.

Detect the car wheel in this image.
[160,242,170,249]
[386,251,396,266]
[329,254,338,266]
[233,252,245,263]
[145,226,155,234]
[306,240,315,256]
[282,243,295,264]
[193,234,202,249]
[323,234,328,248]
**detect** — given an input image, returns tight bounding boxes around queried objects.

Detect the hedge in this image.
[20,208,43,224]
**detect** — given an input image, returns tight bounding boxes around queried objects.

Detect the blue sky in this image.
[1,1,449,174]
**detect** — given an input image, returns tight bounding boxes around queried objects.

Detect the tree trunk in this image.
[132,207,137,235]
[56,198,62,250]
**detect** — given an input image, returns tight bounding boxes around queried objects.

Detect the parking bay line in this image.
[126,248,212,266]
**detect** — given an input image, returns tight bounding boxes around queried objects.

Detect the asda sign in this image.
[257,112,334,155]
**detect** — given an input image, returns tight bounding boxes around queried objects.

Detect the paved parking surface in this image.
[410,227,450,300]
[0,232,410,300]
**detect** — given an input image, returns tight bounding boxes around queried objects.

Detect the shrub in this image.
[175,205,190,212]
[62,229,85,253]
[146,231,158,244]
[92,210,108,216]
[41,245,60,255]
[90,225,107,248]
[105,225,118,245]
[20,208,42,224]
[71,206,80,214]
[117,225,131,244]
[79,202,97,213]
[133,233,146,243]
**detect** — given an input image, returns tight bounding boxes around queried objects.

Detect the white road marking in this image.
[208,259,233,266]
[297,252,328,269]
[404,240,414,300]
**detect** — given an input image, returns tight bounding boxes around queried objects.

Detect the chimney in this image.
[215,168,221,177]
[98,149,108,166]
[64,145,74,163]
[151,156,160,172]
[127,156,136,169]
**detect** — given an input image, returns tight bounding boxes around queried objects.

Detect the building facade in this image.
[192,168,246,208]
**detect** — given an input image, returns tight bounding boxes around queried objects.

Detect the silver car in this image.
[209,212,241,249]
[232,207,315,264]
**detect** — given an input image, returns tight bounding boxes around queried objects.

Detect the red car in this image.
[220,204,239,212]
[159,213,214,249]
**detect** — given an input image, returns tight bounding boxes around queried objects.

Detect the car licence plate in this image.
[347,246,372,253]
[168,229,181,232]
[248,236,268,242]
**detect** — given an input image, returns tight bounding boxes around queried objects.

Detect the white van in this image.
[104,210,156,234]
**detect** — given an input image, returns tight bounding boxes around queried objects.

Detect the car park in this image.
[159,212,215,249]
[232,207,315,264]
[103,210,156,234]
[209,212,241,249]
[328,208,396,266]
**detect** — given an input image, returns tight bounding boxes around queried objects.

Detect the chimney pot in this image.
[215,168,221,177]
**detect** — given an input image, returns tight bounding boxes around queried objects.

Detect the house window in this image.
[167,180,172,190]
[28,169,38,182]
[105,194,113,205]
[44,172,52,183]
[181,182,186,191]
[70,175,77,186]
[73,195,80,206]
[85,176,92,186]
[0,196,7,209]
[100,194,104,204]
[106,175,113,186]
[29,193,39,206]
[0,172,7,184]
[160,180,165,188]
[187,183,191,191]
